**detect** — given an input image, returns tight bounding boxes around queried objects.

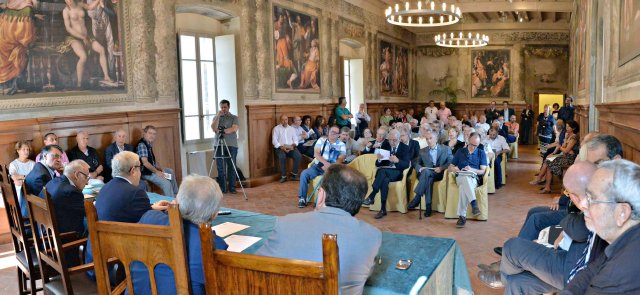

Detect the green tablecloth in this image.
[147,193,473,294]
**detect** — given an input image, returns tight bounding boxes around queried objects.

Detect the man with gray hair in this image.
[561,159,640,294]
[408,131,452,217]
[258,164,382,294]
[104,129,134,182]
[363,129,411,219]
[448,132,487,228]
[40,159,91,266]
[131,175,229,294]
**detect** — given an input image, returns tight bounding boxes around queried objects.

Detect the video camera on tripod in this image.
[217,125,226,138]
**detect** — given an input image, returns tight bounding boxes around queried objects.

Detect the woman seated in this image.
[9,140,36,198]
[379,107,394,128]
[301,115,317,141]
[355,128,374,155]
[444,128,465,155]
[529,121,580,193]
[312,115,327,138]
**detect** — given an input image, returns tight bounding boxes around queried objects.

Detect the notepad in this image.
[375,149,390,160]
[224,235,262,252]
[212,222,250,237]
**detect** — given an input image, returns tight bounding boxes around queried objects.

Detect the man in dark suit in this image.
[104,129,134,182]
[131,175,228,295]
[400,128,420,162]
[41,160,90,267]
[362,129,411,219]
[362,127,390,154]
[501,101,516,126]
[408,131,452,216]
[485,101,500,124]
[67,131,104,181]
[23,145,64,216]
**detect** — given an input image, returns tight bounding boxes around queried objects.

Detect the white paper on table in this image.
[224,235,262,252]
[375,149,390,160]
[211,222,250,237]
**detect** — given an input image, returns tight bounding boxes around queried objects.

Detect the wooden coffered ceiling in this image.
[371,0,574,33]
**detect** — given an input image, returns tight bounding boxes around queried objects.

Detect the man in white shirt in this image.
[272,115,302,183]
[424,100,438,123]
[486,128,510,189]
[476,115,491,134]
[297,126,346,208]
[291,116,311,155]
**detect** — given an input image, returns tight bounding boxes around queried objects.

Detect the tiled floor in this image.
[0,144,558,294]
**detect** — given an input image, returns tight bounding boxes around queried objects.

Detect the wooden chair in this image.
[85,201,191,295]
[199,224,339,295]
[408,169,449,213]
[26,190,96,295]
[444,165,491,221]
[0,164,42,295]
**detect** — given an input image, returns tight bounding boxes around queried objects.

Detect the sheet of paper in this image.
[211,222,250,237]
[224,235,262,253]
[164,172,172,180]
[546,155,559,162]
[375,149,390,160]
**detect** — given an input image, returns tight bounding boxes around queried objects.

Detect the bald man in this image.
[68,131,104,181]
[104,129,134,182]
[480,161,598,293]
[272,115,302,183]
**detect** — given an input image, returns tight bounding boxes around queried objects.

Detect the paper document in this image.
[456,170,477,177]
[546,155,559,162]
[212,222,250,237]
[224,235,262,252]
[375,149,390,160]
[303,140,316,147]
[164,172,172,180]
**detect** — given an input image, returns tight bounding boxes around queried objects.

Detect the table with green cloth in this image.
[147,192,473,294]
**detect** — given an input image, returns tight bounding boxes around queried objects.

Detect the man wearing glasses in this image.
[561,160,640,294]
[40,160,91,266]
[297,126,345,208]
[24,145,64,216]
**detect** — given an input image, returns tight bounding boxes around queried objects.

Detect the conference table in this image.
[144,193,473,295]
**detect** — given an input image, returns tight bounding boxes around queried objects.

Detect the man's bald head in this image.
[563,161,597,210]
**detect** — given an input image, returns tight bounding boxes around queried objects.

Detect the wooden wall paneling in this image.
[247,105,278,183]
[596,102,640,164]
[0,119,41,166]
[574,104,590,138]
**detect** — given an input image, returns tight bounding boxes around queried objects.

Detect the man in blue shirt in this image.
[131,175,228,295]
[297,125,346,208]
[558,96,575,123]
[448,132,487,228]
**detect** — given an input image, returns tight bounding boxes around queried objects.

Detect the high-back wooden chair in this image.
[0,164,42,295]
[26,190,96,295]
[199,224,339,295]
[84,201,191,295]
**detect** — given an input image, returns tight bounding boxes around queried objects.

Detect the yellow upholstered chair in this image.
[305,162,323,204]
[444,165,491,221]
[501,153,507,185]
[408,170,449,213]
[486,156,496,194]
[369,167,411,213]
[346,154,378,198]
[509,141,519,159]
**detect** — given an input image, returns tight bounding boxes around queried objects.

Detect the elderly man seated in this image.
[137,125,179,196]
[447,132,487,228]
[258,164,382,295]
[485,128,510,189]
[559,159,640,294]
[24,145,64,216]
[297,125,345,208]
[362,127,390,154]
[104,129,134,182]
[131,175,228,295]
[68,131,104,181]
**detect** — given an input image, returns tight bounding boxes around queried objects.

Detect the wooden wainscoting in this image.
[574,104,590,139]
[597,101,640,164]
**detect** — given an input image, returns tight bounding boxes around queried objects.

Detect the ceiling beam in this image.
[537,11,543,22]
[551,12,557,23]
[377,1,574,13]
[465,13,478,23]
[509,11,518,22]
[409,21,570,33]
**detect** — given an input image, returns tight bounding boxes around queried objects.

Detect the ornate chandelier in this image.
[435,32,490,48]
[385,1,462,27]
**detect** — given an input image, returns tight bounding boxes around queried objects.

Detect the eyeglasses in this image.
[585,192,629,208]
[78,171,90,179]
[133,165,141,170]
[49,154,62,159]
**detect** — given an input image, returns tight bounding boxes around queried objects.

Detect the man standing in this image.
[297,126,345,208]
[24,145,64,216]
[448,132,487,228]
[501,101,516,126]
[485,101,500,125]
[137,125,178,197]
[68,131,104,181]
[408,131,452,217]
[355,103,370,140]
[259,164,382,295]
[104,129,134,182]
[520,104,534,144]
[272,115,302,183]
[210,99,240,193]
[437,102,452,126]
[362,129,411,219]
[558,96,575,123]
[335,96,353,129]
[424,100,438,123]
[485,128,510,189]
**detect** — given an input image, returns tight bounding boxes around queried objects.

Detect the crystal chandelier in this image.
[435,32,490,48]
[385,1,462,27]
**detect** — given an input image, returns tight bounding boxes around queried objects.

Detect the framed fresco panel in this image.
[379,40,408,97]
[0,0,126,98]
[471,49,510,99]
[619,0,640,66]
[272,5,320,93]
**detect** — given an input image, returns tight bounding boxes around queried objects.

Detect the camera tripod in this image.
[209,135,247,200]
